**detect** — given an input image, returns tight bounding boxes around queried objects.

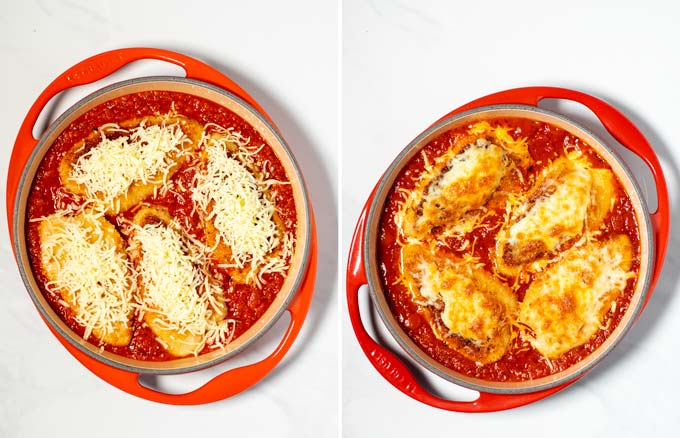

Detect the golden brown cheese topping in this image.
[396,125,529,241]
[401,243,518,364]
[400,139,506,239]
[519,234,634,359]
[495,155,616,277]
[387,118,640,378]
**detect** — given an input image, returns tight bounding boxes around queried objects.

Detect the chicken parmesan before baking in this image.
[378,117,640,381]
[26,91,297,361]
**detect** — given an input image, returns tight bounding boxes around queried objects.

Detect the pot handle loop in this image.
[22,47,260,142]
[346,198,570,412]
[7,48,264,239]
[9,48,317,404]
[55,211,316,405]
[447,87,669,310]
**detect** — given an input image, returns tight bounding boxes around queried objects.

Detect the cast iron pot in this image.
[347,87,669,412]
[7,48,318,405]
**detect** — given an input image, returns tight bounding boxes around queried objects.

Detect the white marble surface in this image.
[5,0,680,435]
[0,1,337,437]
[342,1,680,437]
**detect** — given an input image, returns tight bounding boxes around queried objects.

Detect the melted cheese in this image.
[398,139,508,240]
[495,156,616,277]
[63,116,197,213]
[387,120,634,369]
[401,243,518,364]
[419,140,505,229]
[518,234,634,359]
[468,121,531,168]
[589,168,617,230]
[510,158,591,252]
[129,208,233,357]
[395,122,532,242]
[191,126,293,285]
[37,211,135,345]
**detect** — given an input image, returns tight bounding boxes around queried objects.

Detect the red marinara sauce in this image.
[25,91,297,361]
[377,117,641,382]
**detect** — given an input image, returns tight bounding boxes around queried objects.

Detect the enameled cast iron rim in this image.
[13,76,311,375]
[363,104,654,394]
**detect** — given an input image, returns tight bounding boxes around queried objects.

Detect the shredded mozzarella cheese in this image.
[69,122,190,209]
[130,221,234,355]
[38,212,135,341]
[191,125,293,285]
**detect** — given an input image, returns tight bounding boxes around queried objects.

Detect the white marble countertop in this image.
[0,1,337,437]
[4,0,680,436]
[342,1,680,437]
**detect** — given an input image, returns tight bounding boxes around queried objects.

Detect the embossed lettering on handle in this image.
[65,52,126,82]
[369,348,419,395]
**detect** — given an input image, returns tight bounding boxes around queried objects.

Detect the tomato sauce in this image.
[26,91,297,361]
[377,117,641,382]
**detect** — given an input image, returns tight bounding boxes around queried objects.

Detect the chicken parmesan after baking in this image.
[26,91,297,360]
[379,118,640,381]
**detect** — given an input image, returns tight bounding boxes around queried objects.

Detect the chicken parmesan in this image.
[495,155,616,277]
[37,210,135,346]
[127,206,233,357]
[59,115,202,214]
[378,117,640,381]
[401,242,518,364]
[396,127,528,240]
[26,91,297,361]
[519,234,634,359]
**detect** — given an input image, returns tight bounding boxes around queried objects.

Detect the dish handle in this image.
[346,194,570,412]
[7,48,318,404]
[51,210,316,405]
[445,86,669,310]
[7,47,266,243]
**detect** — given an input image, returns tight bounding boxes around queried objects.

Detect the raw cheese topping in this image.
[36,211,135,344]
[26,92,297,361]
[130,221,234,355]
[68,121,191,210]
[192,126,292,284]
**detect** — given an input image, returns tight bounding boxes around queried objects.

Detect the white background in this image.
[4,0,680,436]
[0,1,337,437]
[343,1,680,437]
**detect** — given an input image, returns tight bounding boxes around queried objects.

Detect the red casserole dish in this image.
[346,87,669,412]
[7,48,318,404]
